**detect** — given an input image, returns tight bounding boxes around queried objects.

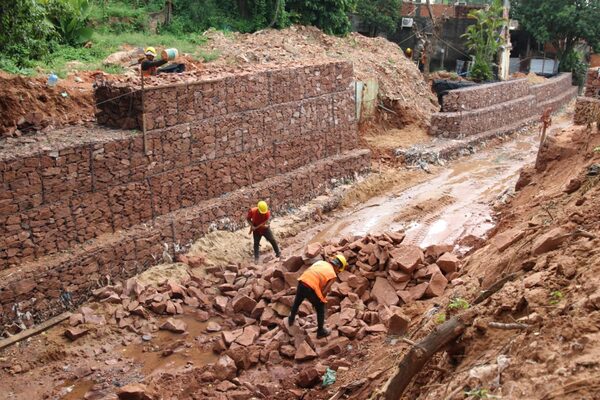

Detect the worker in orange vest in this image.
[247,200,281,263]
[287,254,348,338]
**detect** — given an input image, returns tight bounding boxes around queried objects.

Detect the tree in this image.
[462,0,505,81]
[355,0,400,37]
[287,0,357,35]
[511,0,600,65]
[0,0,55,66]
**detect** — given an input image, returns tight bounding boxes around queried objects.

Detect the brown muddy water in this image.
[310,132,539,250]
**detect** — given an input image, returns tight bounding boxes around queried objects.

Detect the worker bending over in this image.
[247,201,281,263]
[141,47,185,77]
[287,254,348,338]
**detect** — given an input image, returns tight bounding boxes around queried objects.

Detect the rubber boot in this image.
[317,327,330,338]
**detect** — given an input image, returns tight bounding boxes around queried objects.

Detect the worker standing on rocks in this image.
[247,201,281,263]
[287,254,348,338]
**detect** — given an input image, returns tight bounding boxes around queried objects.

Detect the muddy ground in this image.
[3,103,597,400]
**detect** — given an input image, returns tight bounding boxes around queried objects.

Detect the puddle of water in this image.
[309,132,538,247]
[58,379,94,400]
[123,313,220,376]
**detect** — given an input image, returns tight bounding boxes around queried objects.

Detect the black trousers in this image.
[158,63,186,74]
[253,228,280,260]
[289,282,325,331]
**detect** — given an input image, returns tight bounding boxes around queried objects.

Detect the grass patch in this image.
[13,30,218,77]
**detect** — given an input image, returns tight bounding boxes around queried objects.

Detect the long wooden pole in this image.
[0,312,71,351]
[140,70,148,155]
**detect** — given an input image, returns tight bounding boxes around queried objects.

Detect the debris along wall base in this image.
[430,73,578,138]
[0,59,371,331]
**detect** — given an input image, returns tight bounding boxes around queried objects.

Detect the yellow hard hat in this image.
[145,47,157,56]
[334,254,348,272]
[257,200,269,214]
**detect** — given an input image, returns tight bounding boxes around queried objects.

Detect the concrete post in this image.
[498,0,512,80]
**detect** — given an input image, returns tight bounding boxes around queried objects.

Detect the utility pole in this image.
[497,0,512,80]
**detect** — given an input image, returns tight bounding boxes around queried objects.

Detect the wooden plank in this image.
[0,312,71,351]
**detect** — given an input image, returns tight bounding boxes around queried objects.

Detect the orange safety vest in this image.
[142,65,157,77]
[298,261,337,303]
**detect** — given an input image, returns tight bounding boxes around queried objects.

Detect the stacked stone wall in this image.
[442,79,530,112]
[431,73,577,138]
[0,59,371,329]
[574,96,600,126]
[1,60,357,270]
[584,68,600,98]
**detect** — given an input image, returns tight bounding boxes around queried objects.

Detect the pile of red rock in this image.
[74,230,460,393]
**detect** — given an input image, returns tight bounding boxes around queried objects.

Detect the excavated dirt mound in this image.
[202,26,439,128]
[390,125,600,400]
[0,72,96,138]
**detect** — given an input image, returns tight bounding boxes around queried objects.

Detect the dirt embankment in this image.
[1,26,437,138]
[203,26,439,128]
[0,72,96,138]
[393,125,600,399]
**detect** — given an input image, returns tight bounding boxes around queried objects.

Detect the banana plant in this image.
[461,0,505,81]
[39,0,93,45]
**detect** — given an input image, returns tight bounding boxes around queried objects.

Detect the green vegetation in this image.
[448,297,470,311]
[593,146,600,154]
[1,0,375,76]
[465,388,497,399]
[435,312,447,324]
[356,0,400,37]
[549,290,564,305]
[462,0,505,82]
[512,0,600,87]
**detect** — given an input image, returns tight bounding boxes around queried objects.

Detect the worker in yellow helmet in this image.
[141,47,167,77]
[247,201,281,263]
[287,254,348,338]
[140,46,186,77]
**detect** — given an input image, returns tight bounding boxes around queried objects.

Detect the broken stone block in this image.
[414,264,442,280]
[235,325,261,346]
[64,327,89,341]
[297,367,321,388]
[387,312,410,336]
[425,273,448,298]
[69,313,84,327]
[407,282,429,301]
[117,383,156,400]
[250,299,267,319]
[283,272,300,288]
[532,227,569,255]
[222,329,244,346]
[304,243,322,259]
[317,336,349,358]
[159,318,187,334]
[283,256,304,273]
[492,229,525,252]
[365,324,387,334]
[371,277,399,306]
[232,295,257,314]
[388,270,411,282]
[84,314,106,326]
[214,355,238,381]
[271,302,291,317]
[424,244,453,261]
[390,245,424,273]
[338,326,358,339]
[206,321,222,332]
[214,296,229,313]
[279,344,296,358]
[338,308,357,325]
[294,341,317,362]
[436,253,460,274]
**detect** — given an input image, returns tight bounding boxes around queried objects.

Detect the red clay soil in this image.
[0,72,97,138]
